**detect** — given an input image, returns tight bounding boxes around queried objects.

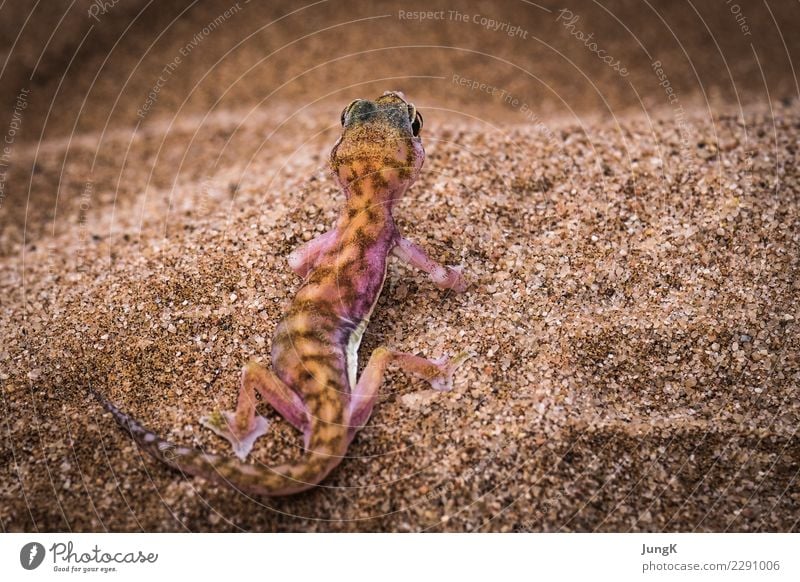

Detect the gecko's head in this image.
[330,91,425,202]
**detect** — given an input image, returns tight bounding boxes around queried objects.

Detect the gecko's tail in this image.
[89,387,348,496]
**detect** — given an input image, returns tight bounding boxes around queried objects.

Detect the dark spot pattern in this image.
[96,92,425,496]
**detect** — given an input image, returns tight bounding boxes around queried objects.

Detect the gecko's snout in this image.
[339,92,423,138]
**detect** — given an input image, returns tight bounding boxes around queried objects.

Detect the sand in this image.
[1,0,798,532]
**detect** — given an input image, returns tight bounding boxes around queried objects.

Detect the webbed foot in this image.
[200,410,269,461]
[426,351,472,392]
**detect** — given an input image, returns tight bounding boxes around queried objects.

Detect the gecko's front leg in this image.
[393,236,468,292]
[287,228,339,278]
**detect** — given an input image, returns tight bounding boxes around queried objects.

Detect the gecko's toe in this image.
[447,266,469,293]
[428,351,471,392]
[200,411,270,461]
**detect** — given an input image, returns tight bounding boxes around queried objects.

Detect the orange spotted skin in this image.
[93,92,435,496]
[263,93,426,487]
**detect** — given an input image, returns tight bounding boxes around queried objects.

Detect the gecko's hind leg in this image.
[348,347,470,436]
[200,361,309,460]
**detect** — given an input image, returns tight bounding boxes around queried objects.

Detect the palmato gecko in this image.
[94,91,469,496]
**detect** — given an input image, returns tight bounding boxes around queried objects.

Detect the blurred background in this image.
[1,0,798,251]
[2,0,798,133]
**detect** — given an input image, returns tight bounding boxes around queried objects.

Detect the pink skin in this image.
[287,229,339,279]
[393,237,467,293]
[95,92,471,496]
[212,91,468,459]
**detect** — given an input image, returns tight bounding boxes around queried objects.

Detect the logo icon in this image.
[20,542,46,570]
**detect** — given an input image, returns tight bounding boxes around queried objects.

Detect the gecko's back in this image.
[265,93,428,489]
[94,92,441,496]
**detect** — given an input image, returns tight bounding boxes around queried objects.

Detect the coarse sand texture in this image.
[0,0,798,532]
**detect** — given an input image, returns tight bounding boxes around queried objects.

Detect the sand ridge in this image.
[1,100,798,531]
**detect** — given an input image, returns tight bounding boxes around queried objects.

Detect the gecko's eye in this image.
[407,104,423,136]
[411,110,423,136]
[340,99,361,126]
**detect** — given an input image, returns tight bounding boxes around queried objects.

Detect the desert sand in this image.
[1,0,798,531]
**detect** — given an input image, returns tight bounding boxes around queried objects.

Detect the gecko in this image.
[93,91,469,496]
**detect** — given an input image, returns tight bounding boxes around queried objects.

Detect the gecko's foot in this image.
[446,265,469,293]
[433,265,468,293]
[200,410,269,461]
[427,351,471,392]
